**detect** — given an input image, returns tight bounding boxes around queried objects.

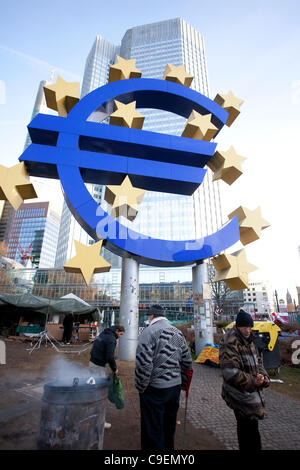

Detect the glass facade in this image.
[0,201,14,243]
[81,35,118,97]
[23,80,50,150]
[0,266,193,312]
[55,35,121,269]
[6,202,60,268]
[119,18,223,242]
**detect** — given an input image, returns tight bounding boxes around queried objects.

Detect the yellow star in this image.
[105,175,146,221]
[181,111,218,141]
[214,90,244,127]
[228,206,271,246]
[43,76,80,117]
[163,64,193,87]
[0,162,37,211]
[212,249,257,290]
[206,146,246,185]
[64,240,111,285]
[108,56,142,82]
[109,100,145,129]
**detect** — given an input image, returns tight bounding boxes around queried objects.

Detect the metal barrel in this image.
[37,377,109,450]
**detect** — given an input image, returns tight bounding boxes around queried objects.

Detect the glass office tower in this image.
[24,80,50,150]
[6,202,60,268]
[119,18,222,242]
[55,35,121,268]
[55,19,224,273]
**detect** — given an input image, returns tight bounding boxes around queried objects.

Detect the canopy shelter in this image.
[0,292,100,337]
[0,292,98,316]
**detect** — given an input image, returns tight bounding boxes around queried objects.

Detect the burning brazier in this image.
[37,376,109,450]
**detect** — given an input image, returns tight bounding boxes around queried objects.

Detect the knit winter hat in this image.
[148,304,166,317]
[236,309,254,327]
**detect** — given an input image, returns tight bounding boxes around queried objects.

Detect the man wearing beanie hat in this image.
[135,304,192,451]
[219,308,270,450]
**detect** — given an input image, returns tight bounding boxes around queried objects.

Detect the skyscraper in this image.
[54,35,120,268]
[55,18,224,271]
[119,18,222,243]
[24,80,51,150]
[0,201,14,244]
[23,79,63,214]
[6,201,60,268]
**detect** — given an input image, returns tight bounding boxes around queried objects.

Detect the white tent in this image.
[60,293,91,306]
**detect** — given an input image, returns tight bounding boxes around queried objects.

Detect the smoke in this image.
[47,357,93,386]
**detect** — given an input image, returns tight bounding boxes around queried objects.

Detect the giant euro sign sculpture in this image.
[9,60,270,285]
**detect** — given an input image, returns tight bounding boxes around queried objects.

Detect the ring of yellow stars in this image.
[109,100,145,129]
[43,76,80,117]
[105,175,146,221]
[163,63,193,87]
[64,240,111,285]
[206,145,246,185]
[182,111,218,141]
[108,56,142,83]
[212,249,257,291]
[228,206,271,246]
[214,91,244,127]
[0,162,37,211]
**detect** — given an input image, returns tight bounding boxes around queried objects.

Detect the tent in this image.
[0,293,101,337]
[0,292,98,316]
[60,292,91,306]
[60,292,101,323]
[195,343,220,367]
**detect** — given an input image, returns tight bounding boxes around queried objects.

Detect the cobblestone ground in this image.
[182,364,300,450]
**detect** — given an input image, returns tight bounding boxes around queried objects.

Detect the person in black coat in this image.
[89,324,125,430]
[62,313,74,344]
[89,324,125,377]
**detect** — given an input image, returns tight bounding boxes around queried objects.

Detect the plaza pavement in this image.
[182,363,300,450]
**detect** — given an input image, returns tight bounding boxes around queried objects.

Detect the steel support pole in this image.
[192,261,214,358]
[118,256,139,361]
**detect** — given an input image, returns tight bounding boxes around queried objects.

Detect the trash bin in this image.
[37,376,109,450]
[225,320,281,373]
[252,321,281,373]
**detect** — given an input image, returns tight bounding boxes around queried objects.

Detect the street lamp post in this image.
[274,290,280,313]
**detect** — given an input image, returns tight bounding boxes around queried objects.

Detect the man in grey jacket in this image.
[135,304,192,451]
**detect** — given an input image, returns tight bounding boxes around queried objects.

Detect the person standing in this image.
[219,309,270,450]
[89,324,125,429]
[62,313,74,344]
[135,305,193,451]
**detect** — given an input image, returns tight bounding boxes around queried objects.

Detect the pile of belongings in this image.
[195,343,220,367]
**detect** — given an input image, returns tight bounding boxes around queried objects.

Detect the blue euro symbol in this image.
[19,78,240,266]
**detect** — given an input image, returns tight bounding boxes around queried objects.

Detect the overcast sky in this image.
[1,0,300,301]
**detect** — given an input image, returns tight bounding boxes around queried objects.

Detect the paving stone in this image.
[181,364,300,450]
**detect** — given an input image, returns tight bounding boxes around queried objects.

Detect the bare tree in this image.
[208,262,231,315]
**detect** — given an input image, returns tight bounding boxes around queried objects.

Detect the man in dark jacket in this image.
[62,313,74,344]
[89,324,125,429]
[135,305,193,451]
[89,324,125,377]
[219,309,270,450]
